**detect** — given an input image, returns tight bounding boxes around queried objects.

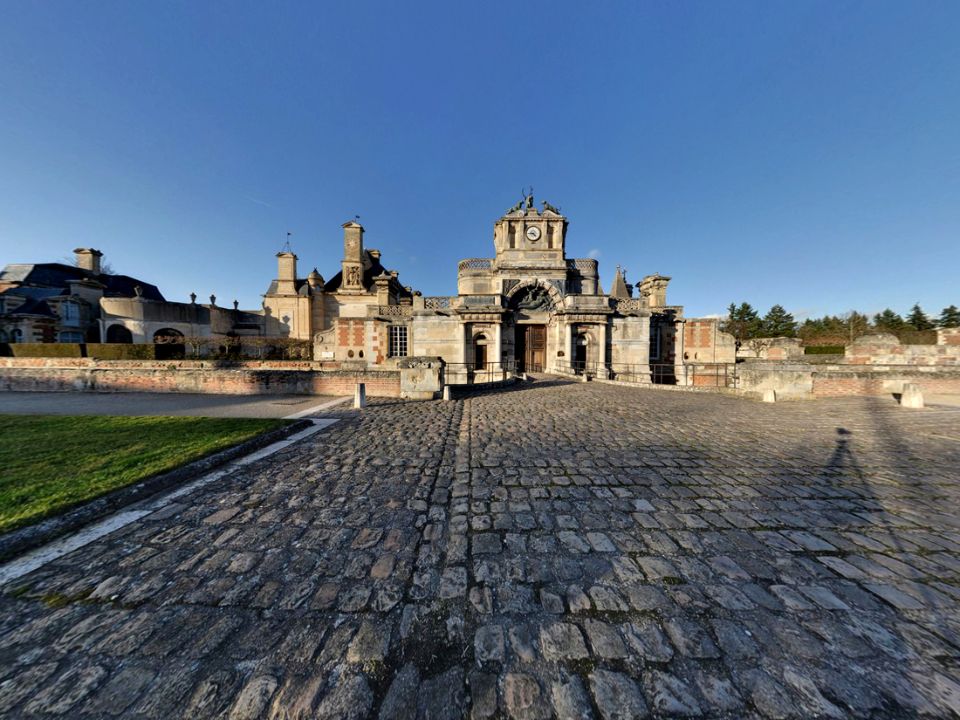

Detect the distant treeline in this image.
[720,303,959,347]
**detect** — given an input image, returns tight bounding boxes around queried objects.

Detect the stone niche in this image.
[398,356,444,400]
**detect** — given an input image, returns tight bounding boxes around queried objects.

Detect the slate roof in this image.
[0,262,165,301]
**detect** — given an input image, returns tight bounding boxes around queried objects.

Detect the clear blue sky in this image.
[1,1,958,319]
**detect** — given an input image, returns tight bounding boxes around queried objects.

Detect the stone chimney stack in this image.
[74,248,103,275]
[340,221,365,292]
[276,251,298,295]
[343,221,364,262]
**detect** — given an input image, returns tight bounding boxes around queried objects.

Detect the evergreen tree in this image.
[939,305,960,328]
[873,309,905,333]
[721,302,762,347]
[906,303,934,331]
[761,305,797,337]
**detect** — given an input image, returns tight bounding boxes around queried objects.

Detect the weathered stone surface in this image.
[589,670,648,720]
[2,385,960,719]
[539,623,589,661]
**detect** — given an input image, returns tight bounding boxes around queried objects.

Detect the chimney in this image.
[342,221,364,262]
[276,251,298,295]
[74,248,103,275]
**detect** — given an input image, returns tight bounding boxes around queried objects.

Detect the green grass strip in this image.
[0,415,289,533]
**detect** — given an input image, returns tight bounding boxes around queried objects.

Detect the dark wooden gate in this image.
[518,324,546,372]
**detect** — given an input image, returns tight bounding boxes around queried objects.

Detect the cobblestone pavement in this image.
[2,378,960,718]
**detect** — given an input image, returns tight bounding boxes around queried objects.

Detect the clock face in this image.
[525,225,541,241]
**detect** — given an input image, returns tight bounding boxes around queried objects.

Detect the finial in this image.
[209,294,216,306]
[233,299,239,310]
[281,231,292,253]
[190,292,196,304]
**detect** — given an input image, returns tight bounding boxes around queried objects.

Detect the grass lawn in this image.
[0,415,290,534]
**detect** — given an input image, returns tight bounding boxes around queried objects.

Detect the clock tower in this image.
[493,192,568,270]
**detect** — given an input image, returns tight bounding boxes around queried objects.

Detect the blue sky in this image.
[1,1,958,319]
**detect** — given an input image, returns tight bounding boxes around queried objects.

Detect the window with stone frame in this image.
[649,320,661,361]
[61,301,81,326]
[388,325,408,358]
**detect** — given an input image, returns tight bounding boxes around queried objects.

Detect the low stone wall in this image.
[845,333,959,366]
[738,360,960,400]
[811,367,960,398]
[0,358,401,397]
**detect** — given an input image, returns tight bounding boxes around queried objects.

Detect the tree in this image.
[840,311,871,343]
[721,302,762,348]
[906,303,934,331]
[761,305,797,338]
[873,309,905,334]
[939,305,960,328]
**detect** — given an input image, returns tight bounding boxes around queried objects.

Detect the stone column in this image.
[564,322,573,374]
[597,321,609,379]
[674,318,687,386]
[494,320,503,379]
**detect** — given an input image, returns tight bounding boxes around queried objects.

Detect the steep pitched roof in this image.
[610,267,631,299]
[0,262,165,301]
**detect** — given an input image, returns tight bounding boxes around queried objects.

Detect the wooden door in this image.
[524,325,546,372]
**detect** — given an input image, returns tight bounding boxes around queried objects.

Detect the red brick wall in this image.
[812,373,960,397]
[845,338,960,366]
[0,359,401,397]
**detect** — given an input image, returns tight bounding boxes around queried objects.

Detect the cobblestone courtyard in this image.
[2,379,960,718]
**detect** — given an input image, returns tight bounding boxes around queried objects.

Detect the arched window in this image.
[106,324,133,343]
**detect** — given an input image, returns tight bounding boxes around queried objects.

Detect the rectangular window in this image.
[649,321,661,361]
[62,302,80,326]
[388,325,408,358]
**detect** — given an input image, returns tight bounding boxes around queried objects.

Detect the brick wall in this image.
[940,328,960,346]
[845,333,960,366]
[683,319,736,363]
[812,371,960,398]
[0,358,401,397]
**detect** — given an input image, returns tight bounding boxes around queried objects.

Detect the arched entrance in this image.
[507,283,559,373]
[153,328,185,359]
[106,324,133,343]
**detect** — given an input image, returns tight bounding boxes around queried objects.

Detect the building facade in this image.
[266,194,688,381]
[3,195,724,379]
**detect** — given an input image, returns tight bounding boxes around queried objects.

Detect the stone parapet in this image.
[845,333,959,366]
[738,359,960,400]
[0,362,401,397]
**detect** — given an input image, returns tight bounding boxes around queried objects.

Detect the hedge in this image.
[804,345,845,355]
[86,343,160,360]
[10,343,84,358]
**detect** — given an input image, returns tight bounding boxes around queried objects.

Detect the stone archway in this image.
[505,279,563,313]
[106,324,133,343]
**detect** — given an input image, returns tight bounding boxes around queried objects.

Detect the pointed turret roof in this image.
[610,266,631,299]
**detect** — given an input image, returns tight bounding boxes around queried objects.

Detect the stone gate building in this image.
[266,194,687,380]
[4,194,719,380]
